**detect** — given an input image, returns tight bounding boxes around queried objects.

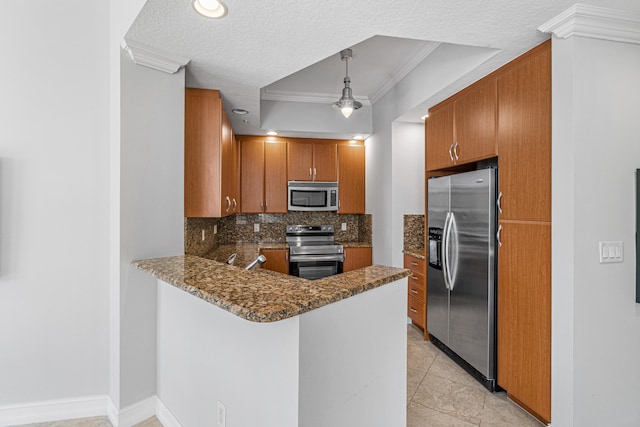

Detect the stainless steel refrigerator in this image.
[427,168,497,391]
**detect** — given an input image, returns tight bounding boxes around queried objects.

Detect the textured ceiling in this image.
[126,0,640,137]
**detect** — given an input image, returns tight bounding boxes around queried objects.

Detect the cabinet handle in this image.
[309,168,312,178]
[409,308,418,313]
[314,168,317,179]
[453,141,459,160]
[286,252,289,262]
[410,262,418,266]
[497,224,503,247]
[260,200,263,209]
[232,198,237,211]
[225,196,231,213]
[497,192,503,214]
[410,289,419,294]
[448,144,454,161]
[265,201,268,210]
[410,275,418,281]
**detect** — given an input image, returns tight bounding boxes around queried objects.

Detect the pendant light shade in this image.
[332,49,362,118]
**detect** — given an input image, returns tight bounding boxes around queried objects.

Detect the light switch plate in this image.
[341,223,347,231]
[254,223,260,232]
[599,241,624,263]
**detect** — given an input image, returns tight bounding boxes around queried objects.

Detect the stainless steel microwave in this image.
[288,181,339,211]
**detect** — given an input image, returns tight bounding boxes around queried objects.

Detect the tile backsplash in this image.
[403,214,425,253]
[185,213,372,256]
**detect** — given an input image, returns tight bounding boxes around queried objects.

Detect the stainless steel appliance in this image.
[427,168,498,391]
[286,224,345,280]
[288,181,339,212]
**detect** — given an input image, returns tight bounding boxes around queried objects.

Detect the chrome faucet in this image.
[225,253,237,265]
[245,254,267,270]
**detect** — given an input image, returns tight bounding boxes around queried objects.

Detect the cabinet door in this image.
[337,145,365,214]
[240,139,264,213]
[185,89,222,217]
[497,221,551,423]
[264,141,288,213]
[343,247,372,272]
[260,249,289,275]
[498,46,551,221]
[288,142,313,181]
[313,143,337,181]
[425,102,455,171]
[220,107,234,216]
[454,80,497,164]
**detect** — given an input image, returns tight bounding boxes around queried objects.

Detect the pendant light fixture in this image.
[332,49,362,118]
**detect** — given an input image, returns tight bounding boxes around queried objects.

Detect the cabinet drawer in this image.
[408,275,426,302]
[404,254,425,274]
[408,295,425,329]
[407,271,425,287]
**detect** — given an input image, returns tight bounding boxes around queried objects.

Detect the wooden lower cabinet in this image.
[404,254,426,330]
[343,247,372,272]
[497,220,551,424]
[259,249,289,275]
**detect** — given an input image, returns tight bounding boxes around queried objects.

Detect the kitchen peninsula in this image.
[133,255,410,427]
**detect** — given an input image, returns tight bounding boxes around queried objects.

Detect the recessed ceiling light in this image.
[266,131,278,136]
[232,108,249,115]
[353,135,364,140]
[421,114,429,120]
[193,0,228,18]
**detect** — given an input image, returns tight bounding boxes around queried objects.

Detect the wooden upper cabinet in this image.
[337,145,365,214]
[426,102,455,171]
[425,80,497,171]
[313,143,337,181]
[264,141,288,213]
[240,139,288,214]
[454,80,497,164]
[287,141,337,181]
[498,43,551,222]
[185,88,238,217]
[287,142,314,181]
[240,139,265,213]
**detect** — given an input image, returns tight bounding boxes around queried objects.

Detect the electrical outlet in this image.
[254,223,260,232]
[201,229,205,241]
[214,225,218,235]
[217,401,226,427]
[341,223,347,231]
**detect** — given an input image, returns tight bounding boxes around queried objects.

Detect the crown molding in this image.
[369,41,440,104]
[538,4,640,44]
[261,89,372,107]
[121,39,191,74]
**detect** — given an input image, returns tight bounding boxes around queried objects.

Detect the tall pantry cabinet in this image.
[496,41,551,424]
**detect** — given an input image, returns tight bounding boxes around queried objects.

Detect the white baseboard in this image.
[155,398,182,427]
[116,396,157,427]
[0,395,181,427]
[0,395,109,427]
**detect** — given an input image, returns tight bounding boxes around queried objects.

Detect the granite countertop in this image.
[403,249,426,260]
[132,255,410,323]
[339,241,372,248]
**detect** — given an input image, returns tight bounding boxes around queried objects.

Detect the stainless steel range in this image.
[286,224,345,280]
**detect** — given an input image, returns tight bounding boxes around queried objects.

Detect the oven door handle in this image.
[289,254,345,263]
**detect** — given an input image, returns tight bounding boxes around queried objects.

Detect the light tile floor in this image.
[407,325,543,427]
[18,327,542,427]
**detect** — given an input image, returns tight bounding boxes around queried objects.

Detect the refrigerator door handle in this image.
[448,212,458,291]
[442,212,451,290]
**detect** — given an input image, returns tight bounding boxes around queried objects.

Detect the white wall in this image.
[552,35,640,426]
[391,122,425,268]
[119,52,186,408]
[367,43,496,266]
[0,0,110,406]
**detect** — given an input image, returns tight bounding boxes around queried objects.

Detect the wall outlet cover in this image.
[254,223,260,232]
